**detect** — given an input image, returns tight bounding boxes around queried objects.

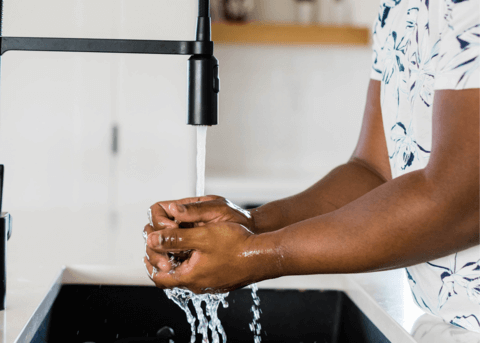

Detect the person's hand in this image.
[148,195,255,232]
[143,221,280,294]
[143,195,260,291]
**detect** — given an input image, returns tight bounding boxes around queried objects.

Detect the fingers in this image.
[144,225,175,273]
[176,195,221,205]
[150,203,178,230]
[145,255,208,293]
[168,199,225,225]
[144,257,181,289]
[150,195,220,230]
[147,227,208,253]
[146,246,172,271]
[143,256,157,280]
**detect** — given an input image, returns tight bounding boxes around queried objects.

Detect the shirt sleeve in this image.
[370,1,387,81]
[434,0,480,90]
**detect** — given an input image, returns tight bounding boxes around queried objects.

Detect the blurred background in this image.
[205,0,378,206]
[0,0,379,267]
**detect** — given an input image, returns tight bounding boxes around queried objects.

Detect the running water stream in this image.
[162,126,261,342]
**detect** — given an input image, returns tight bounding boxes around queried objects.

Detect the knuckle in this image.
[156,203,170,217]
[158,232,166,248]
[156,256,171,272]
[170,232,179,248]
[185,202,198,212]
[149,204,159,219]
[164,232,179,249]
[157,231,178,250]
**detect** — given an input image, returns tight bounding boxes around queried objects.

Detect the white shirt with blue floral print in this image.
[371,0,480,333]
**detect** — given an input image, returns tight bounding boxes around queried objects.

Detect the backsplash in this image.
[206,44,374,181]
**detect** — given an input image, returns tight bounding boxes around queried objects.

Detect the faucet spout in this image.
[187,54,219,126]
[187,0,219,126]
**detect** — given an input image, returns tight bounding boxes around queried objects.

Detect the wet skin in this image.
[144,80,479,294]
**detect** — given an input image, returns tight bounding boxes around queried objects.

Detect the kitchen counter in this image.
[3,209,480,343]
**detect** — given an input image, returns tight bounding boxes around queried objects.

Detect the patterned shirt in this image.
[371,0,480,332]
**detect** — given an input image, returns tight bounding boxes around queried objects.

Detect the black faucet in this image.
[0,165,12,311]
[0,0,219,126]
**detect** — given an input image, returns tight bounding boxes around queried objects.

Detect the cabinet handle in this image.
[112,125,119,155]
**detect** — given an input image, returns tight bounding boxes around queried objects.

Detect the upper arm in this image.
[425,0,479,222]
[351,79,392,182]
[425,89,479,212]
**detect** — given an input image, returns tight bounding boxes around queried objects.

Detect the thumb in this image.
[147,227,209,253]
[169,201,223,224]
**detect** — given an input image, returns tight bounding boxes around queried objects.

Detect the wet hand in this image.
[145,196,223,272]
[143,221,279,294]
[148,196,255,232]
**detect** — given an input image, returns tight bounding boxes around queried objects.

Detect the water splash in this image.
[160,126,261,342]
[164,288,197,343]
[249,283,262,343]
[164,288,229,343]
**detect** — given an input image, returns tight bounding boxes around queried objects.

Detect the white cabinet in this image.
[0,0,198,267]
[0,52,115,266]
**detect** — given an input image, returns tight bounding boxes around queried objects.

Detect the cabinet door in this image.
[0,52,114,266]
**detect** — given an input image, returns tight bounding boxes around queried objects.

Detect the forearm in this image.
[254,169,479,280]
[250,158,388,234]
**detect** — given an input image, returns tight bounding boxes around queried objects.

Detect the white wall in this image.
[206,45,373,184]
[205,2,379,199]
[205,0,379,203]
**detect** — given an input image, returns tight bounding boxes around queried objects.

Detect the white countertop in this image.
[3,209,480,343]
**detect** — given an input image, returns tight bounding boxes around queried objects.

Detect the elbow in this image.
[423,162,479,209]
[421,164,479,240]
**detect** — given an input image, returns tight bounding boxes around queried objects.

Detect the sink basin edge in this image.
[344,276,417,343]
[14,267,65,343]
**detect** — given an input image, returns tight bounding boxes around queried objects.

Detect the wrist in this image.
[249,201,288,234]
[248,206,272,234]
[247,208,257,233]
[243,231,286,282]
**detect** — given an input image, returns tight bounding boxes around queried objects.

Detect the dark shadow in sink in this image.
[30,285,391,343]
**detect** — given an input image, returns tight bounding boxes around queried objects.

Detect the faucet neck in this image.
[198,0,210,18]
[1,0,3,36]
[196,0,211,42]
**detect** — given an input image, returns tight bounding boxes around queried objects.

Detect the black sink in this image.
[30,285,391,343]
